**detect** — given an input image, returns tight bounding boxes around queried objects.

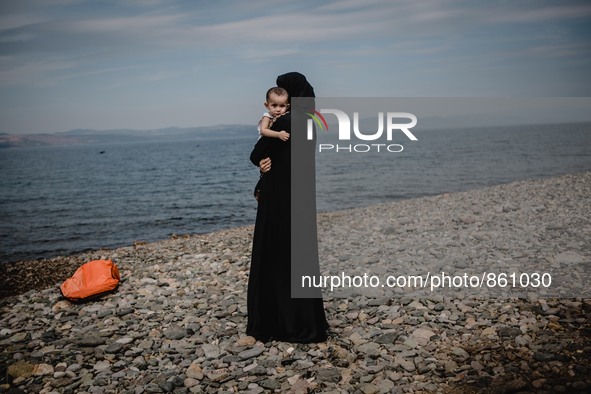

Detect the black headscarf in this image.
[277,72,315,99]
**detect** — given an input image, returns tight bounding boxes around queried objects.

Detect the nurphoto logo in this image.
[307,109,418,153]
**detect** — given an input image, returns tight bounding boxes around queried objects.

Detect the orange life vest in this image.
[60,260,120,301]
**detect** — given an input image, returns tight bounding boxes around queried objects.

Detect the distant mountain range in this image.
[0,125,252,149]
[2,115,590,149]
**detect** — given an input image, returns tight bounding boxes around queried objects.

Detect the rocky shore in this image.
[1,172,590,393]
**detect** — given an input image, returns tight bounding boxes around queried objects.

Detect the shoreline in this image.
[2,171,590,300]
[3,167,591,267]
[0,226,256,300]
[1,172,590,392]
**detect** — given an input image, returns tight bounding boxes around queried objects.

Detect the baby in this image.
[258,87,290,141]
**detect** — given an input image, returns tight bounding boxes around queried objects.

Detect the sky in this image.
[0,0,590,134]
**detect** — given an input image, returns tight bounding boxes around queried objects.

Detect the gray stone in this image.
[117,308,135,317]
[164,325,187,340]
[315,368,341,383]
[116,337,134,345]
[158,381,175,392]
[498,327,521,338]
[358,342,381,357]
[445,360,458,373]
[144,383,164,393]
[533,352,554,362]
[10,332,30,343]
[396,357,415,372]
[374,332,398,344]
[78,335,106,347]
[97,309,113,318]
[238,346,264,360]
[185,362,203,380]
[451,347,470,359]
[105,343,124,354]
[94,360,111,372]
[201,343,221,359]
[259,379,281,390]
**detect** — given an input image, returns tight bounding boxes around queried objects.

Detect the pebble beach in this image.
[1,172,590,393]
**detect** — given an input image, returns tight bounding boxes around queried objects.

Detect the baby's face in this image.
[265,93,289,117]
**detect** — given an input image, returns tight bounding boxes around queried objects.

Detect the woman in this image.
[247,72,328,343]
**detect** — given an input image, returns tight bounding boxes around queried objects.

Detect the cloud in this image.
[65,13,186,34]
[0,1,402,88]
[0,13,47,31]
[1,0,590,132]
[0,32,34,43]
[0,57,78,86]
[490,3,591,23]
[140,69,182,82]
[503,42,591,60]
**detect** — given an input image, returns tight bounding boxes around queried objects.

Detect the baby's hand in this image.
[278,131,290,141]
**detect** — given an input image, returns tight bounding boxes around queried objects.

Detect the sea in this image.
[1,122,590,263]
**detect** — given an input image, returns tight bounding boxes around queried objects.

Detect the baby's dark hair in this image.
[266,87,288,101]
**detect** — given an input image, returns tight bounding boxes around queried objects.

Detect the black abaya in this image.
[247,82,328,342]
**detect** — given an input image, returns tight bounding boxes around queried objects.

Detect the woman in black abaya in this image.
[247,72,328,343]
